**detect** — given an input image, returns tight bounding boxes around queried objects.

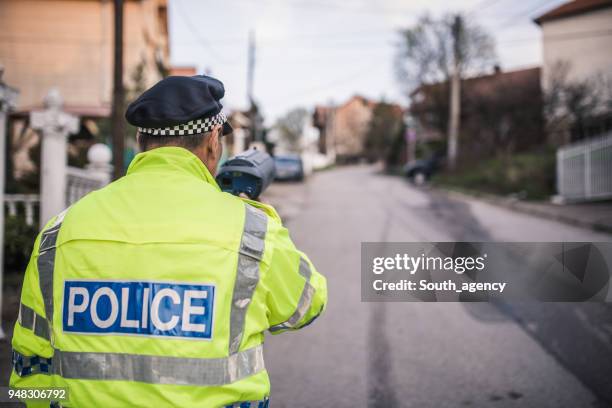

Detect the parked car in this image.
[403,154,444,185]
[274,154,304,181]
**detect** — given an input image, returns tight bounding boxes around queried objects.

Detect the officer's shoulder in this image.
[239,197,282,223]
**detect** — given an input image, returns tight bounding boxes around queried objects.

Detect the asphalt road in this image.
[262,165,612,408]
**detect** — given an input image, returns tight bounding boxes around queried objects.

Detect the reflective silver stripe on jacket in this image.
[18,302,50,340]
[14,344,265,386]
[37,208,69,337]
[229,204,268,354]
[269,258,314,333]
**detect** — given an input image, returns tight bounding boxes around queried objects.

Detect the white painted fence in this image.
[557,132,612,202]
[4,194,39,226]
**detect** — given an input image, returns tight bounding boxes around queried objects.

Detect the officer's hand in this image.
[239,193,266,204]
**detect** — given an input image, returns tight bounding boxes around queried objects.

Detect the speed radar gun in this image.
[216,149,275,200]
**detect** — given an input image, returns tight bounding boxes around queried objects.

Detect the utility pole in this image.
[111,0,125,180]
[246,29,259,142]
[0,69,18,340]
[447,14,463,171]
[247,29,255,108]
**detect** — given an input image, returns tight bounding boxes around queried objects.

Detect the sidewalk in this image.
[442,189,612,234]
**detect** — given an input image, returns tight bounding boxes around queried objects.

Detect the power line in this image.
[277,60,385,101]
[282,0,422,17]
[170,0,564,52]
[173,0,229,64]
[6,26,609,56]
[497,0,562,30]
[468,0,508,16]
[497,28,612,46]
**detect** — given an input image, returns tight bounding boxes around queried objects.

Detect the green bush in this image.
[4,216,38,274]
[432,148,556,200]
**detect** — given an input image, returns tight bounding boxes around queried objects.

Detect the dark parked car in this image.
[403,153,444,185]
[274,154,304,181]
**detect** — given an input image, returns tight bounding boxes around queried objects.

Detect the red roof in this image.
[411,67,541,108]
[534,0,612,24]
[414,67,540,93]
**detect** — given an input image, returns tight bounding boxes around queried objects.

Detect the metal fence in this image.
[557,132,612,202]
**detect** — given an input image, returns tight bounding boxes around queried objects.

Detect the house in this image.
[534,0,612,143]
[410,67,545,163]
[0,0,170,115]
[313,96,374,163]
[0,0,170,179]
[314,95,403,163]
[535,0,612,87]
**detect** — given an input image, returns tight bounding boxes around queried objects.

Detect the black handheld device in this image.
[216,149,275,200]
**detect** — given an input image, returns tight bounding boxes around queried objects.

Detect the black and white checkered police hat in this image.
[125,75,233,137]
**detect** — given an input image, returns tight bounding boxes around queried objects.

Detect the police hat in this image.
[125,75,233,137]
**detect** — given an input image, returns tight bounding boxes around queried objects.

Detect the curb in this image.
[436,188,612,235]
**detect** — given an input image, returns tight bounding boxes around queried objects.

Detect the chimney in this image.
[493,65,502,75]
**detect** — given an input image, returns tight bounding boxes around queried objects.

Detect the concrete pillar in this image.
[30,89,79,228]
[0,70,19,339]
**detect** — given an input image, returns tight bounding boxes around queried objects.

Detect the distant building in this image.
[331,96,374,162]
[314,95,402,163]
[410,67,544,162]
[0,0,170,179]
[226,111,251,156]
[0,0,170,115]
[313,106,332,157]
[170,66,198,77]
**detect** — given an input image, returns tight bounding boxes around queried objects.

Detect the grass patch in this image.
[313,163,336,172]
[432,148,556,200]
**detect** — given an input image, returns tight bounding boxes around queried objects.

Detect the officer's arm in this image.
[263,221,327,334]
[10,227,56,403]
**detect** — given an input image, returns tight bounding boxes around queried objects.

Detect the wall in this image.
[0,0,169,113]
[331,97,373,160]
[541,7,612,88]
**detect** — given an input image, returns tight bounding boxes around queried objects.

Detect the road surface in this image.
[262,165,612,408]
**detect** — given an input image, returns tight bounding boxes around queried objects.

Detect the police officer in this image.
[10,75,327,407]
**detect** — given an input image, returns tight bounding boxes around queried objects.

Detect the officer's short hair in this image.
[137,131,211,152]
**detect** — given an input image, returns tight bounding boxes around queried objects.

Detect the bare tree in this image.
[275,108,309,153]
[396,13,496,91]
[396,13,496,169]
[364,102,404,165]
[545,61,612,143]
[462,70,545,158]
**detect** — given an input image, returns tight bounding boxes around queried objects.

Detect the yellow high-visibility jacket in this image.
[10,146,327,407]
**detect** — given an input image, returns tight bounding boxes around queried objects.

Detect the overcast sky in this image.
[169,0,567,123]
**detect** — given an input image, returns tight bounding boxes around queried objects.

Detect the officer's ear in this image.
[207,125,222,157]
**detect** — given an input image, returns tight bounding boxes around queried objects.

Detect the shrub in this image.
[4,216,38,274]
[432,148,556,200]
